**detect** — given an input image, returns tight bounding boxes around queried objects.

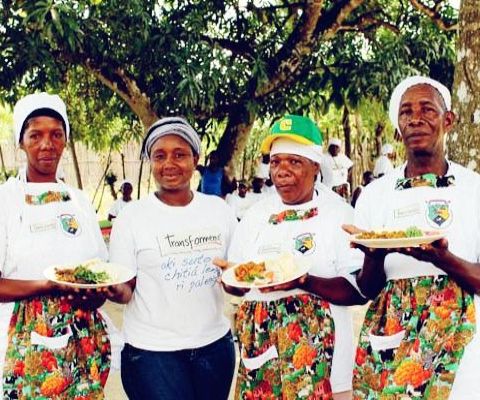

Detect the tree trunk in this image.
[342,106,352,158]
[137,158,144,200]
[374,122,385,157]
[69,132,83,189]
[216,103,256,177]
[448,0,480,171]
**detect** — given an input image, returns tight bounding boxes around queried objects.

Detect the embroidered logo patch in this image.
[58,214,81,236]
[294,233,315,255]
[426,200,451,228]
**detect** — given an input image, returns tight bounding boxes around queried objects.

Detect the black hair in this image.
[20,108,66,143]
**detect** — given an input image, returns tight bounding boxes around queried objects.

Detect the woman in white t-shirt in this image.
[348,76,480,399]
[107,180,133,221]
[0,93,111,398]
[219,115,365,400]
[107,117,237,400]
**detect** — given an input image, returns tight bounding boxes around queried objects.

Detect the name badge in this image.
[393,203,421,219]
[157,228,223,256]
[30,219,58,233]
[257,243,282,256]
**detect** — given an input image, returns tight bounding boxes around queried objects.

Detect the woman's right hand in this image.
[213,258,250,297]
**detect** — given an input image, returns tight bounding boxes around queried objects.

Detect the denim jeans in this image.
[121,331,236,400]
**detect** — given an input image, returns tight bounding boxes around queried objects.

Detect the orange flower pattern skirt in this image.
[2,296,111,399]
[235,294,335,400]
[353,275,475,399]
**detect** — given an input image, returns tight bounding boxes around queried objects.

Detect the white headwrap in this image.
[328,137,342,148]
[381,143,394,155]
[388,76,451,132]
[270,138,323,163]
[13,93,70,144]
[142,117,201,159]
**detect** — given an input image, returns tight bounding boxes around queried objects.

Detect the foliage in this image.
[0,0,459,166]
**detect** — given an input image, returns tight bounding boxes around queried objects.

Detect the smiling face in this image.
[398,84,454,159]
[270,153,319,205]
[20,116,66,182]
[150,134,198,192]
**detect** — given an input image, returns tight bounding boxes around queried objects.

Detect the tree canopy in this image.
[0,0,458,170]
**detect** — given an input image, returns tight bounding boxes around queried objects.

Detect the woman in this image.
[108,117,237,400]
[222,115,365,400]
[349,76,480,399]
[108,180,133,221]
[0,93,111,398]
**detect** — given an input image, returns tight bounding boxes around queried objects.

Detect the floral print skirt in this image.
[234,294,335,400]
[353,275,476,400]
[2,296,111,399]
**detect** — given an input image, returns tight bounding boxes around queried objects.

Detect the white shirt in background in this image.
[320,153,353,188]
[109,191,237,351]
[373,155,394,177]
[108,198,132,218]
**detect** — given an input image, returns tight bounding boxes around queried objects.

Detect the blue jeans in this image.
[121,331,236,400]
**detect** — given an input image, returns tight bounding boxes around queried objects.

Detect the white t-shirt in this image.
[108,198,132,218]
[354,161,480,399]
[255,162,270,179]
[226,192,256,220]
[373,155,394,177]
[109,191,237,351]
[320,153,353,188]
[228,193,363,393]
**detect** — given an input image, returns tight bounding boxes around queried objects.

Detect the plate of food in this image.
[44,259,135,289]
[221,253,310,289]
[350,226,445,249]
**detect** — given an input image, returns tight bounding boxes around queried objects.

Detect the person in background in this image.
[255,154,270,180]
[107,116,236,400]
[108,180,133,221]
[197,150,230,197]
[249,176,265,204]
[373,143,396,177]
[219,114,365,400]
[351,170,375,208]
[0,93,113,399]
[347,76,480,399]
[320,137,353,200]
[226,181,253,221]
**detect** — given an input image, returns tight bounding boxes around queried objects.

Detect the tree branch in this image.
[255,0,365,99]
[200,35,255,59]
[338,15,400,34]
[408,0,458,31]
[84,60,158,128]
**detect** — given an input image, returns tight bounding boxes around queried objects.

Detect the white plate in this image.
[221,261,311,289]
[44,261,135,289]
[350,232,445,249]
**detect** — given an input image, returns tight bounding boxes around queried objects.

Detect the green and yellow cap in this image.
[261,114,323,154]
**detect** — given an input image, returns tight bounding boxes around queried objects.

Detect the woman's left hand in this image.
[259,274,308,293]
[54,284,107,310]
[397,238,449,264]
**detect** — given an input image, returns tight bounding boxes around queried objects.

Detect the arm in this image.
[355,250,388,299]
[104,278,136,304]
[0,278,56,302]
[301,275,367,305]
[401,239,480,294]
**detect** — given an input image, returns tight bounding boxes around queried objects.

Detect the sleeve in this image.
[353,184,373,230]
[108,200,119,217]
[223,202,238,254]
[343,155,353,169]
[77,189,108,261]
[0,201,7,276]
[109,210,138,274]
[227,210,257,264]
[334,205,364,295]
